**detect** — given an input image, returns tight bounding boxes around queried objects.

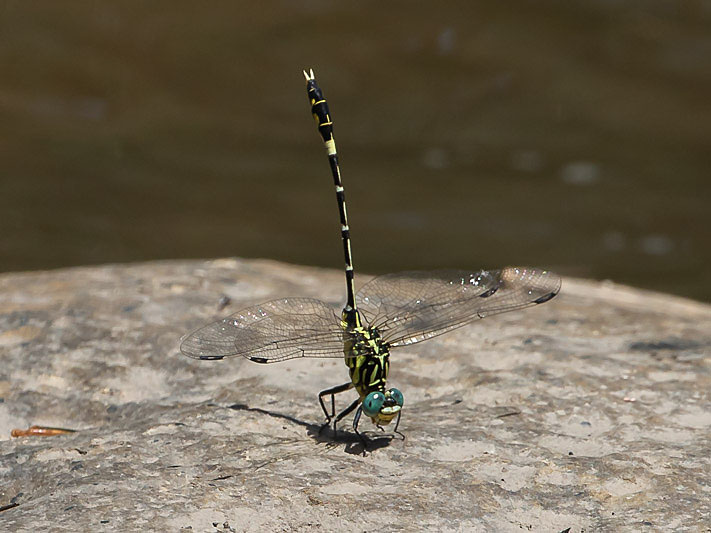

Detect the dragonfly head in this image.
[362,388,404,426]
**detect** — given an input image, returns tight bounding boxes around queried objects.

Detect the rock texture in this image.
[1,258,709,531]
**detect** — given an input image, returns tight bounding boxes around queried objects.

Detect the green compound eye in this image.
[388,388,404,407]
[362,391,385,417]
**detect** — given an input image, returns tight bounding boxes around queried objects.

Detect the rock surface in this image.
[1,258,709,531]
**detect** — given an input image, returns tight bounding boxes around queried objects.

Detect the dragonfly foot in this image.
[318,419,336,437]
[354,431,369,454]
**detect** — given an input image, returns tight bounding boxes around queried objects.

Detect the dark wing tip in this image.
[500,267,561,300]
[539,270,562,301]
[533,291,558,304]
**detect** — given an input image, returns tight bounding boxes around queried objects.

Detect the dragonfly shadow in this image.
[307,425,398,455]
[227,403,315,430]
[226,403,397,455]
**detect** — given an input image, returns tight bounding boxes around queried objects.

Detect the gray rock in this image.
[1,259,709,531]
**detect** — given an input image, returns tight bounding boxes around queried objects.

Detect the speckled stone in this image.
[1,258,709,531]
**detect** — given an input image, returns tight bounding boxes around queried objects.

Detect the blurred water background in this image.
[1,2,709,301]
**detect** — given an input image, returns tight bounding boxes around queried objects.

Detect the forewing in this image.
[356,267,561,347]
[180,297,346,363]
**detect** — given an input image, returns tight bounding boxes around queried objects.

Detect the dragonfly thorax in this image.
[341,312,401,425]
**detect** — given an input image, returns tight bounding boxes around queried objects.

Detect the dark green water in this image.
[2,2,710,301]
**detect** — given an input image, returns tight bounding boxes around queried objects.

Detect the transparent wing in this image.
[180,297,346,363]
[356,267,561,347]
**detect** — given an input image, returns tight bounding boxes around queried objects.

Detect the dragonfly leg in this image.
[352,405,368,447]
[334,398,360,428]
[318,382,354,434]
[392,411,405,440]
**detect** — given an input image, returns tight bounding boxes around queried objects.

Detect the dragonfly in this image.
[181,69,561,445]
